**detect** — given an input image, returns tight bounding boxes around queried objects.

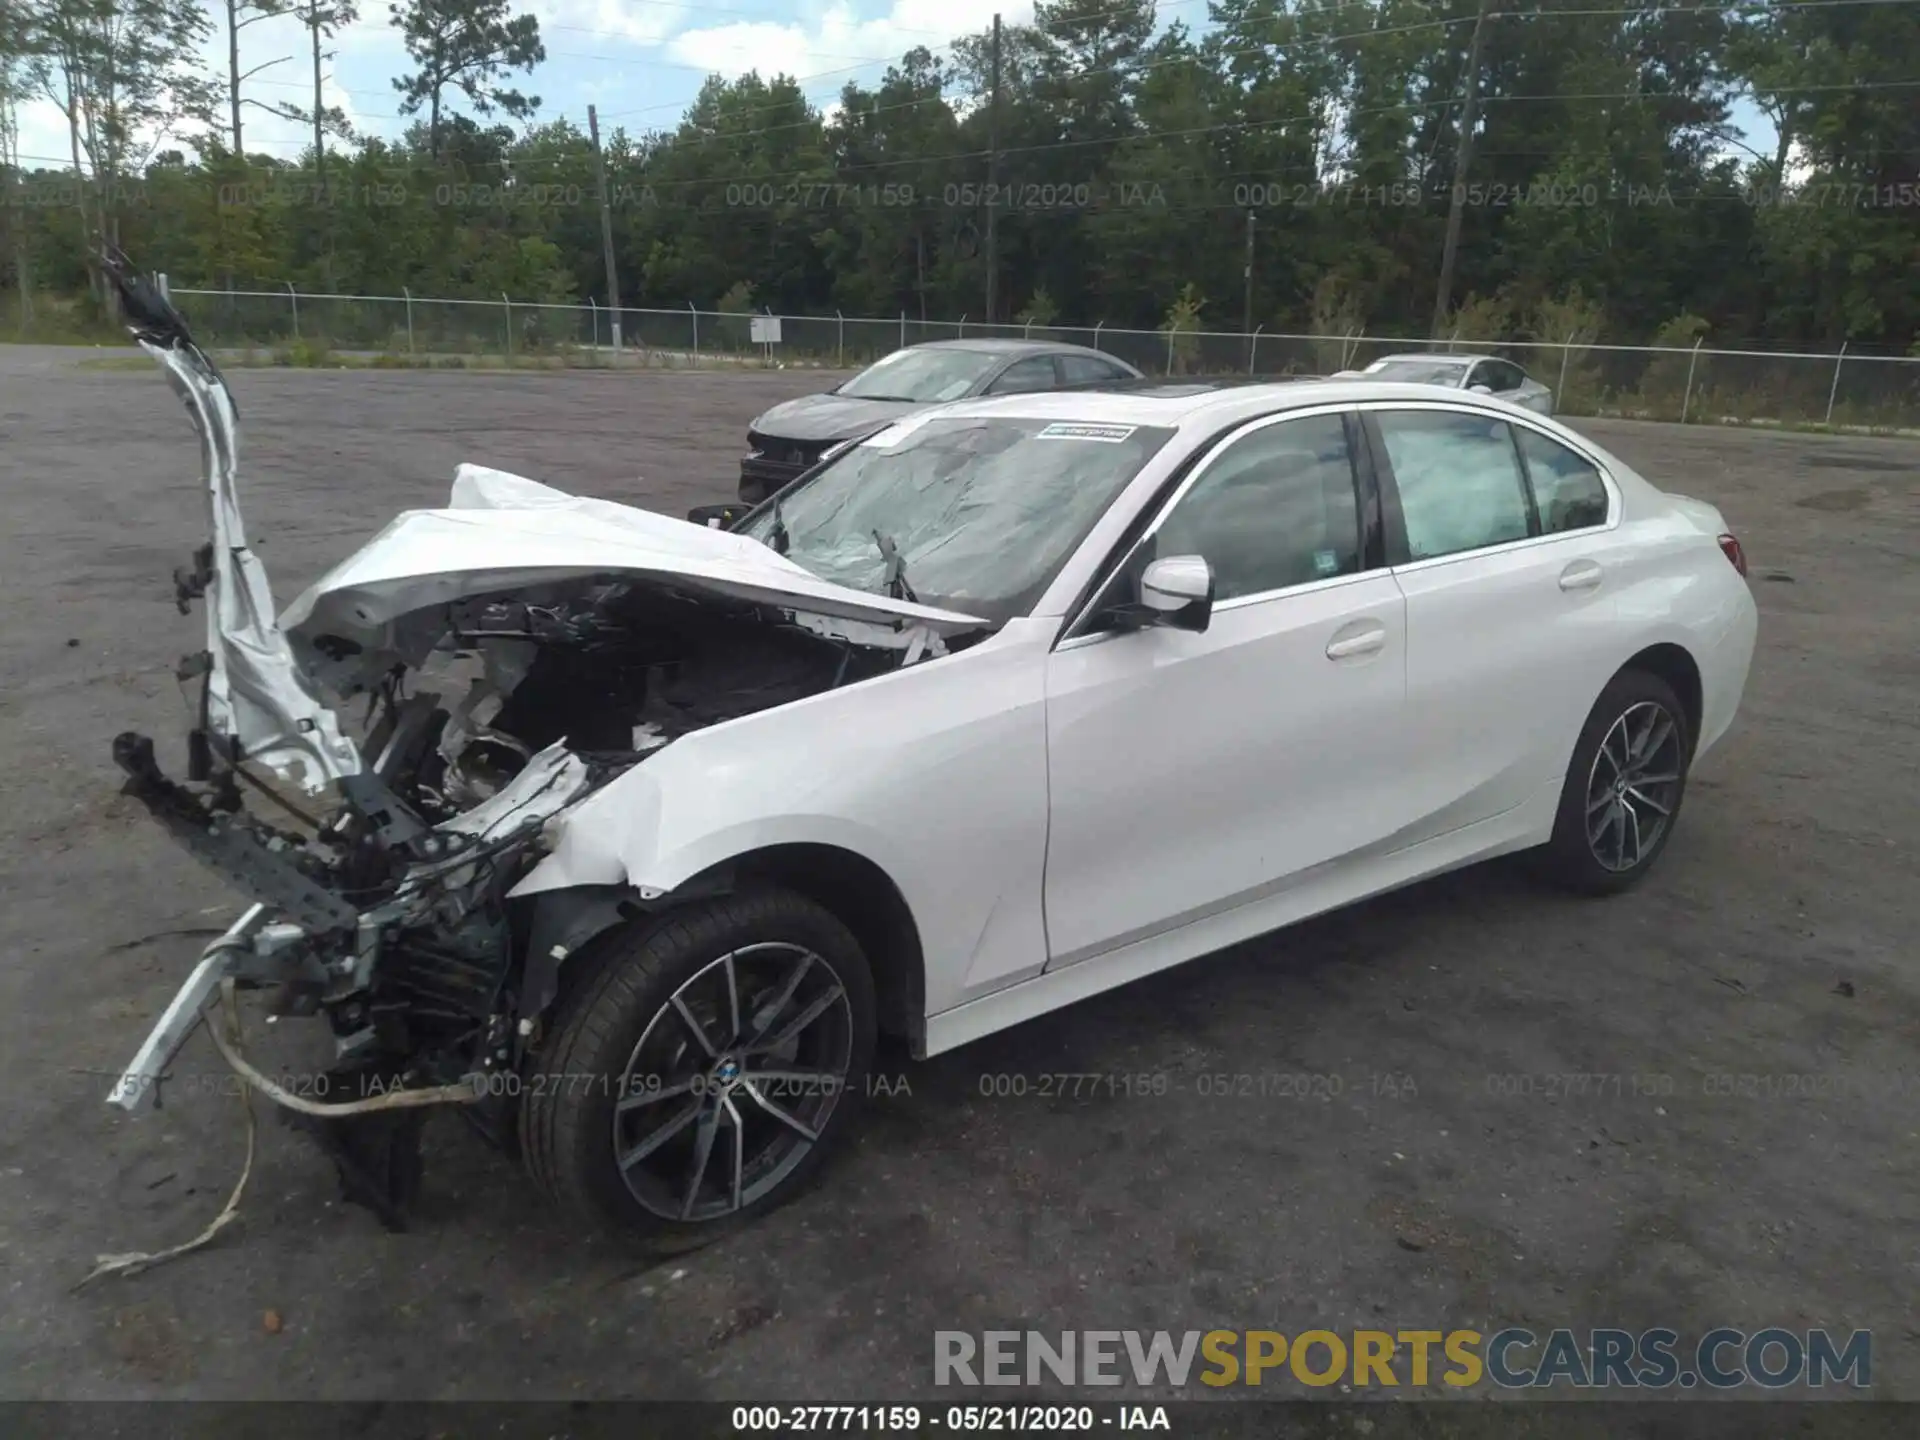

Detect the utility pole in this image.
[1431,0,1494,338]
[228,0,244,154]
[310,0,326,185]
[1242,209,1255,337]
[588,104,623,352]
[985,12,1001,324]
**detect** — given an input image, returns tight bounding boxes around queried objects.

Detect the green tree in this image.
[389,0,543,159]
[219,0,291,156]
[274,0,358,182]
[19,0,216,264]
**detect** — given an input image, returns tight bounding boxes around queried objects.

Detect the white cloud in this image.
[13,98,79,172]
[530,0,681,49]
[667,0,1032,91]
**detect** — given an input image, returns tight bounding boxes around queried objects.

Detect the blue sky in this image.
[12,0,1768,171]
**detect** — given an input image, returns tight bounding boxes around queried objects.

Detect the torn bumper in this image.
[106,904,310,1112]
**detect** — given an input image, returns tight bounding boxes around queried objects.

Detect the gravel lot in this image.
[0,347,1915,1403]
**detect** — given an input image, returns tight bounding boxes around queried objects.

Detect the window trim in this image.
[1511,416,1614,538]
[1059,353,1131,387]
[1056,401,1381,646]
[1359,400,1620,574]
[982,354,1062,396]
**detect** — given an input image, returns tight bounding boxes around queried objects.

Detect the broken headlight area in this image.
[97,245,973,1227]
[113,577,902,1155]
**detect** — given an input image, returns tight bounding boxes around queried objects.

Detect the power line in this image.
[171,0,1918,166]
[25,1,1910,172]
[599,0,1916,161]
[27,67,1897,187]
[572,77,1920,193]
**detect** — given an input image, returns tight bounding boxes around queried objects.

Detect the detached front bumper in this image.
[106,904,312,1112]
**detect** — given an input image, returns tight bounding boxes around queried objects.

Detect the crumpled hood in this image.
[282,465,988,681]
[751,392,923,444]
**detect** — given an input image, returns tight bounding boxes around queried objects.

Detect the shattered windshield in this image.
[738,416,1176,623]
[1363,359,1471,386]
[834,348,1003,403]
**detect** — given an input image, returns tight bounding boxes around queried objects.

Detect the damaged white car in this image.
[104,253,1757,1249]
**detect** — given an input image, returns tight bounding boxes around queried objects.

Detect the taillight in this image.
[1718,533,1748,577]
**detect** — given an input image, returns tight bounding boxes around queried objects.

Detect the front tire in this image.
[1537,669,1692,895]
[522,887,876,1249]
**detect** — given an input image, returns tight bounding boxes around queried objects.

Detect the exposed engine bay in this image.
[97,249,985,1224]
[120,575,900,1063]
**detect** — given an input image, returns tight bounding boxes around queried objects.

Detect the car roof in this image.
[907,338,1133,362]
[909,377,1542,432]
[1371,352,1490,366]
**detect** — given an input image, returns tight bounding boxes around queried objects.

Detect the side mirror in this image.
[1136,555,1213,632]
[1468,383,1494,395]
[686,502,743,529]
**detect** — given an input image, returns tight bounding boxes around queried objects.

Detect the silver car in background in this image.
[1338,352,1556,415]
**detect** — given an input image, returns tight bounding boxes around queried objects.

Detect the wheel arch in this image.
[723,844,926,1047]
[553,844,926,1051]
[1618,642,1703,756]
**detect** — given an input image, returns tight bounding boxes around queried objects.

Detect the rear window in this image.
[1365,360,1470,386]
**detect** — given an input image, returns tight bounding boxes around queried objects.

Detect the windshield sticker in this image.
[1035,422,1137,443]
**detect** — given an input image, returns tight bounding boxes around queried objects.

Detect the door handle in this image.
[1326,622,1387,660]
[1559,560,1604,592]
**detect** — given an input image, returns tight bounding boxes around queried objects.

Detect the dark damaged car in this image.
[738,338,1142,503]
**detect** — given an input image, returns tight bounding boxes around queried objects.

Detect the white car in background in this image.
[1339,352,1557,414]
[104,251,1755,1251]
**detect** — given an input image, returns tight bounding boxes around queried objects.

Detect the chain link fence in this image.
[166,284,1920,431]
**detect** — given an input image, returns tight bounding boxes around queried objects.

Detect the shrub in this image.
[1633,312,1711,420]
[1308,275,1364,373]
[1528,288,1609,415]
[271,337,336,367]
[1162,283,1204,375]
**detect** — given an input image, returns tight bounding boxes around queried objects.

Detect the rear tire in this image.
[521,887,876,1250]
[1536,669,1692,895]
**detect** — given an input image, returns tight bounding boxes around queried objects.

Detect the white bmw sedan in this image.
[107,272,1755,1250]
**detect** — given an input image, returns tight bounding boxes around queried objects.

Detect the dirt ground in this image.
[0,347,1915,1403]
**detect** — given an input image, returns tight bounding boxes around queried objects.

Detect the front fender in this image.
[511,623,1056,1015]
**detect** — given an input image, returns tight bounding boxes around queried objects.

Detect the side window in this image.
[1491,360,1528,391]
[1153,414,1362,601]
[986,357,1059,394]
[1060,354,1126,385]
[1516,427,1609,533]
[1375,409,1532,561]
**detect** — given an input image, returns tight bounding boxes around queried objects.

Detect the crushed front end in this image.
[98,251,978,1224]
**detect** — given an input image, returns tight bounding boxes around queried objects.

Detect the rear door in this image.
[1040,408,1411,966]
[1363,402,1623,841]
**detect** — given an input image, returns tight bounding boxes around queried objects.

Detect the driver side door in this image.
[1040,409,1411,968]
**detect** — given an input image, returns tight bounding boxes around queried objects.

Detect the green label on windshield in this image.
[1035,422,1137,443]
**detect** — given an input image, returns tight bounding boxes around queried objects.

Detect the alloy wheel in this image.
[1584,700,1684,873]
[612,943,854,1222]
